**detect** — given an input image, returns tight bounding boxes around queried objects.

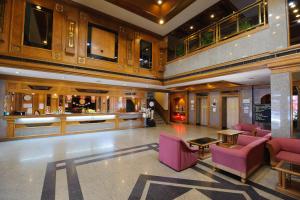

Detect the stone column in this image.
[271,72,292,138]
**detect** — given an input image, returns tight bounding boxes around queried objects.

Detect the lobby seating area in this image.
[158,122,300,199]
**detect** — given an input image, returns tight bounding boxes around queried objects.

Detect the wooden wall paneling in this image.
[52,2,64,61]
[133,31,141,69]
[118,26,126,67]
[0,0,12,52]
[10,0,25,54]
[126,28,134,66]
[77,11,87,64]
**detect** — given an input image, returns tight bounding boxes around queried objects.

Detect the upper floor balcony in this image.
[167,0,268,62]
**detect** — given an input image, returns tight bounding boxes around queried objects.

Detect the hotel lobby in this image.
[0,0,300,199]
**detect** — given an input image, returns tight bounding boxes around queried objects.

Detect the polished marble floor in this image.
[0,124,296,200]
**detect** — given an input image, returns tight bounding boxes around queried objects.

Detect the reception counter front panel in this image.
[3,113,144,139]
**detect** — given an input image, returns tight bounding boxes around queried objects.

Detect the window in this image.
[140,40,152,69]
[288,0,300,45]
[24,3,53,49]
[87,23,118,62]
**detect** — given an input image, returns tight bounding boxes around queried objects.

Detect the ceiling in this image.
[72,0,219,36]
[104,0,195,24]
[0,66,271,91]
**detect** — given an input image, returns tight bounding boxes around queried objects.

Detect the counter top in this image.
[3,112,143,120]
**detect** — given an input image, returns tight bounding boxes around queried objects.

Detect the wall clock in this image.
[23,95,32,101]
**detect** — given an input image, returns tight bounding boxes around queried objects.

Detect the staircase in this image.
[153,112,166,126]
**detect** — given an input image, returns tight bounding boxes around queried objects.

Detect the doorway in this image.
[222,96,239,129]
[196,96,209,126]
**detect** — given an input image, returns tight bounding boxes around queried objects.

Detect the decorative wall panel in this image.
[65,19,76,54]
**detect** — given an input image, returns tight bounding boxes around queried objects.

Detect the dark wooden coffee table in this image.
[187,137,220,160]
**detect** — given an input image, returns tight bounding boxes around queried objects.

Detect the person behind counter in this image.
[34,110,40,116]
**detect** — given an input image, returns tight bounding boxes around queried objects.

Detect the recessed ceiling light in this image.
[297,19,300,23]
[293,9,299,13]
[190,26,194,30]
[157,0,162,5]
[210,14,215,18]
[159,19,164,24]
[289,2,296,8]
[296,14,300,18]
[36,5,42,10]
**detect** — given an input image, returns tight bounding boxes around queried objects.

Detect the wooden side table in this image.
[274,160,300,199]
[217,129,245,146]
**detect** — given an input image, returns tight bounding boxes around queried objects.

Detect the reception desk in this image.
[3,112,144,139]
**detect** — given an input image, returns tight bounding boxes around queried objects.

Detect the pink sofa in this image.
[210,135,267,183]
[266,138,300,167]
[255,128,272,140]
[159,133,198,171]
[233,123,259,136]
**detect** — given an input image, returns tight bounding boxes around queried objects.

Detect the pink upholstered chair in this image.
[266,138,300,167]
[210,135,267,183]
[233,123,259,136]
[159,133,198,172]
[255,128,272,140]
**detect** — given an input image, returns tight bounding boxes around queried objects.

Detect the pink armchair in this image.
[266,138,300,167]
[233,123,258,136]
[210,135,267,183]
[159,133,198,171]
[255,128,272,140]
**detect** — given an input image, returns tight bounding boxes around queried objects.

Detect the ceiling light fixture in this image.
[297,19,300,23]
[159,19,164,25]
[190,26,194,30]
[157,0,163,5]
[293,9,299,13]
[296,14,300,18]
[289,2,295,7]
[36,5,42,10]
[210,14,215,18]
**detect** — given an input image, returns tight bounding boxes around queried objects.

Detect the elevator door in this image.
[200,97,208,126]
[226,97,239,129]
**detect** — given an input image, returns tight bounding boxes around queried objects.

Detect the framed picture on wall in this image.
[87,23,118,62]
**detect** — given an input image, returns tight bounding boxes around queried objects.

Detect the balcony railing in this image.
[167,0,267,62]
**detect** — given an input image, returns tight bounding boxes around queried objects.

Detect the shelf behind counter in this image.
[3,112,144,139]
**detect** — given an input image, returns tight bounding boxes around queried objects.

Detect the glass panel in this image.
[219,15,238,40]
[175,39,185,57]
[188,34,199,52]
[238,4,260,32]
[24,3,53,49]
[200,27,216,47]
[288,0,300,46]
[140,40,152,69]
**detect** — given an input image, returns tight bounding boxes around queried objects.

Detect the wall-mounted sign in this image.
[255,104,271,123]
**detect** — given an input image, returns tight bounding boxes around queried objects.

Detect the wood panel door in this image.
[226,97,239,129]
